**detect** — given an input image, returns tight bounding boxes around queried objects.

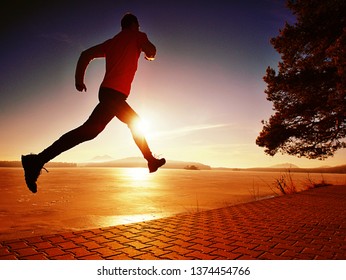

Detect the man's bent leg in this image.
[115,99,165,172]
[129,124,166,172]
[115,101,153,160]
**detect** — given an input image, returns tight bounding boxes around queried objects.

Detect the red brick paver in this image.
[1,185,345,260]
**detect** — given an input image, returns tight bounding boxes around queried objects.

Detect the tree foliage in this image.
[256,0,346,159]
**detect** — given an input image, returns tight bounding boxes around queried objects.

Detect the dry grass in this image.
[272,169,332,195]
[272,169,297,195]
[248,178,261,201]
[305,173,331,189]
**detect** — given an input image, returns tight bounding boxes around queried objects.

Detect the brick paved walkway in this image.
[1,185,345,260]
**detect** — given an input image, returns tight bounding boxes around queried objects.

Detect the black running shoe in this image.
[21,154,46,193]
[148,157,166,173]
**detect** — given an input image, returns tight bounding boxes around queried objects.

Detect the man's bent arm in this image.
[75,43,106,90]
[142,40,156,61]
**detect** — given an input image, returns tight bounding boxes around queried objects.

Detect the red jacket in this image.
[75,29,156,96]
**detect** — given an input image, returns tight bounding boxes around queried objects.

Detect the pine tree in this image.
[256,0,346,159]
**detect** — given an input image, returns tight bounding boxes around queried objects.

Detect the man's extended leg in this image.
[39,101,114,163]
[22,97,116,193]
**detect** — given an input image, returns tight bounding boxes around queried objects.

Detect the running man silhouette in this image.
[22,13,166,193]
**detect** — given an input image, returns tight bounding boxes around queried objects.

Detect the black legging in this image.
[39,87,153,163]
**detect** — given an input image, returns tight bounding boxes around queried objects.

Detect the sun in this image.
[132,118,151,137]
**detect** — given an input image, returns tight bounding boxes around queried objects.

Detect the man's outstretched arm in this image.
[75,43,106,91]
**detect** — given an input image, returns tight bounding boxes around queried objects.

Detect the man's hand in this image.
[142,40,156,61]
[75,83,87,92]
[145,55,155,61]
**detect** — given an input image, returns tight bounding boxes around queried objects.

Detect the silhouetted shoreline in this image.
[1,158,345,173]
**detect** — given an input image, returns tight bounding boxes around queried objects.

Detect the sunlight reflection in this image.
[120,167,163,188]
[101,213,168,227]
[126,168,149,181]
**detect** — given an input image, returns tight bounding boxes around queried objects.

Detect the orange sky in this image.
[1,1,345,168]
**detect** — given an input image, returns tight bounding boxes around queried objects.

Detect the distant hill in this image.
[269,163,300,169]
[243,164,346,174]
[310,165,346,174]
[88,155,114,162]
[80,157,212,170]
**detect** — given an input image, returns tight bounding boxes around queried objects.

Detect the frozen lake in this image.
[0,167,345,240]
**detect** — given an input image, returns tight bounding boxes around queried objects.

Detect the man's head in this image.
[121,13,139,30]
